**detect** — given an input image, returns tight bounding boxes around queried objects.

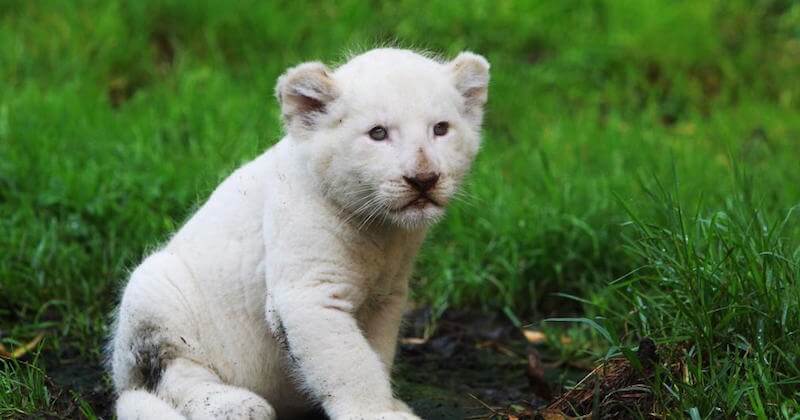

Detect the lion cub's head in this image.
[276,48,490,230]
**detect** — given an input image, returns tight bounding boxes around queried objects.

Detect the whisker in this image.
[357,200,388,231]
[452,187,481,207]
[343,194,385,228]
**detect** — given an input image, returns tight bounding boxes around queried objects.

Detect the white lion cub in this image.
[110,48,490,419]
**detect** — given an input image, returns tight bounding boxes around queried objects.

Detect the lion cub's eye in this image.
[433,122,449,136]
[368,126,388,141]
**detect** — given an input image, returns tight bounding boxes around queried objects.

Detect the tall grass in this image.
[608,174,800,417]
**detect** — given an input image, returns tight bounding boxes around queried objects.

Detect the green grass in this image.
[607,176,800,417]
[1,0,799,418]
[0,357,52,418]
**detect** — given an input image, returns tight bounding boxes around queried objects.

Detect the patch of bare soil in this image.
[396,308,555,419]
[397,309,672,420]
[41,348,113,419]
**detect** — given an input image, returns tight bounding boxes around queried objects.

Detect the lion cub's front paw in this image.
[338,411,420,420]
[188,388,276,420]
[373,411,421,420]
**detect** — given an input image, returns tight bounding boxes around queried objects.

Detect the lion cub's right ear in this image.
[275,62,340,136]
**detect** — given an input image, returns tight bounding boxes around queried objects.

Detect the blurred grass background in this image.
[1,0,799,417]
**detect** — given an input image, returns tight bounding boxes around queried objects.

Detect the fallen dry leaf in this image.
[399,337,427,345]
[522,328,546,344]
[521,329,573,346]
[537,408,569,420]
[0,333,45,359]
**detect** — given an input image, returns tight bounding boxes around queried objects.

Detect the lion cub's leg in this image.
[158,358,276,420]
[361,289,415,414]
[270,278,421,420]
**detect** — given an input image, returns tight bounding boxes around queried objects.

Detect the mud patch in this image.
[395,309,555,419]
[129,322,176,391]
[42,348,114,419]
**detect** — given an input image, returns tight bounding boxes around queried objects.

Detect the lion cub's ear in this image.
[275,62,340,135]
[449,52,490,124]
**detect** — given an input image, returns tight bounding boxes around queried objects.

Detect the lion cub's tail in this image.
[116,389,185,420]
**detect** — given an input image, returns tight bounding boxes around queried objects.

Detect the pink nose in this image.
[403,172,440,192]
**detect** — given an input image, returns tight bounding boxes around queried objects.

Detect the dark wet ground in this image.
[396,309,543,419]
[44,348,114,418]
[41,309,574,419]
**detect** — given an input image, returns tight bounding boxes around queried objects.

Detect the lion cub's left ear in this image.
[449,52,490,124]
[275,62,340,136]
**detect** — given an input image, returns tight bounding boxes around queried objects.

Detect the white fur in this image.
[110,48,490,419]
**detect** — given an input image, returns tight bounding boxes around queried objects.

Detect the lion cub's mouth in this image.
[395,194,441,212]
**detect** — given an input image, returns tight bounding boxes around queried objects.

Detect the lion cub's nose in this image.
[403,172,440,193]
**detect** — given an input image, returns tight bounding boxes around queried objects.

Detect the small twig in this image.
[468,393,501,417]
